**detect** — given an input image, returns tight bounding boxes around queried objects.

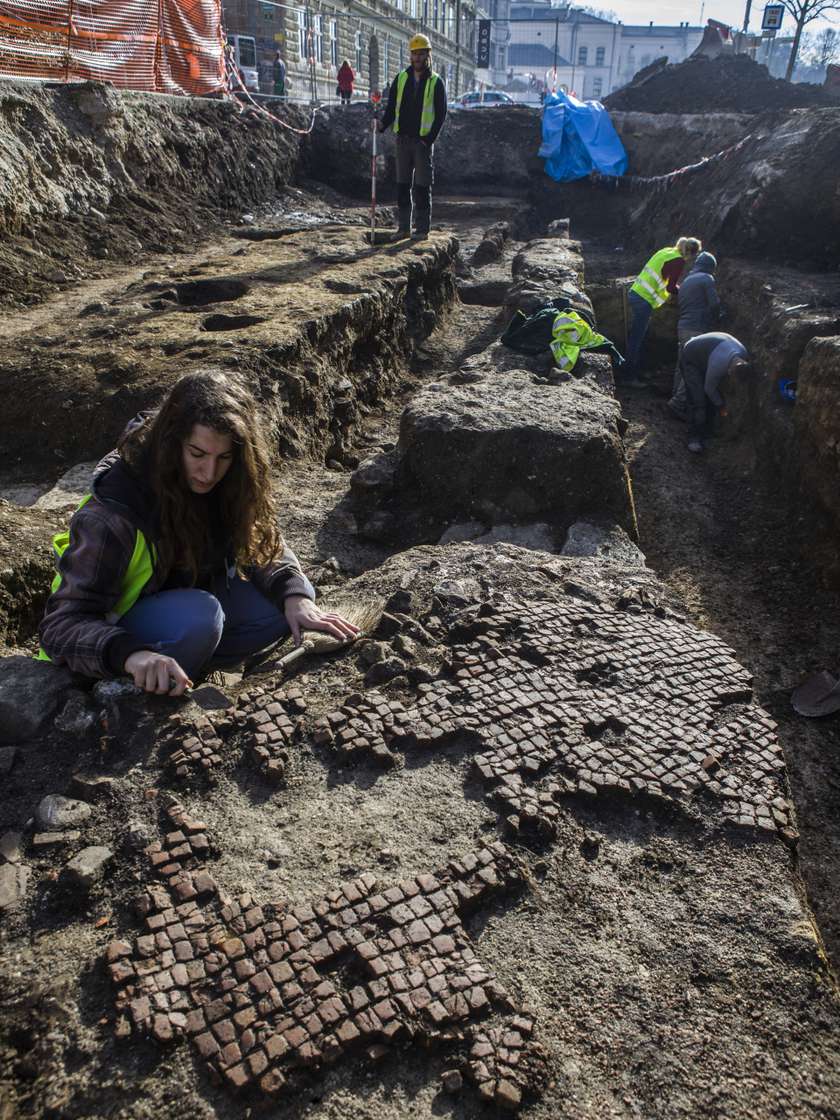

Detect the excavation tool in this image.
[365,100,392,246]
[791,670,840,717]
[244,598,384,677]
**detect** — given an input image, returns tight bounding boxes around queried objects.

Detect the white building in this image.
[504,2,703,100]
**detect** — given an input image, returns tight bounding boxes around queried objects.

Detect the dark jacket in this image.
[678,252,720,333]
[380,66,447,144]
[39,443,313,679]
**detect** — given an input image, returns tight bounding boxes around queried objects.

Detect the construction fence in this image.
[0,0,225,96]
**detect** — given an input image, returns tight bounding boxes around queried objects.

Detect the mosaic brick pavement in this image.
[313,595,794,840]
[109,800,547,1109]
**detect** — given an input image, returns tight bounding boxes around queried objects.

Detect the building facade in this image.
[222,0,487,101]
[504,2,703,101]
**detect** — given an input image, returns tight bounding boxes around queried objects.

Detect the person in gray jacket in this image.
[681,332,750,453]
[669,251,721,418]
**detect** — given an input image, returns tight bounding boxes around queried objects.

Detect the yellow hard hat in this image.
[409,33,431,51]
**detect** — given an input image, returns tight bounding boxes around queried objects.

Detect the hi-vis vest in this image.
[550,310,609,371]
[36,495,156,662]
[393,69,440,137]
[630,246,683,310]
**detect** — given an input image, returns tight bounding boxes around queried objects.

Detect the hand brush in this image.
[271,597,384,675]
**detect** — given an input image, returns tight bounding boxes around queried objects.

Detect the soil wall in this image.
[0,81,307,308]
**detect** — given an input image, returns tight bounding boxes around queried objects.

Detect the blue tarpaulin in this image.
[539,91,628,182]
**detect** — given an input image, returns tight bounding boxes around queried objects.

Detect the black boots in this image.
[411,184,431,239]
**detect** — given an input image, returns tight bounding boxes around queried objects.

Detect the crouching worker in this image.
[680,332,750,454]
[38,371,359,694]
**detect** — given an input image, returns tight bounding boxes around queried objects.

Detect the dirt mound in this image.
[604,53,839,114]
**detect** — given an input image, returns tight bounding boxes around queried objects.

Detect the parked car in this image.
[450,90,515,109]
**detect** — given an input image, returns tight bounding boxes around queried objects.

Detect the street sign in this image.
[476,20,491,68]
[761,4,784,30]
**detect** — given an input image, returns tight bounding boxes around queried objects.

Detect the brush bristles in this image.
[304,598,385,653]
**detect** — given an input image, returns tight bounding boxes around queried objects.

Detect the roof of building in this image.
[621,24,703,34]
[509,5,613,23]
[508,42,572,65]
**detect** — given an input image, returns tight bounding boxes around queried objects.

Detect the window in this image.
[595,46,605,66]
[313,15,323,63]
[355,29,363,73]
[592,77,603,96]
[423,0,429,23]
[433,0,439,29]
[383,34,389,83]
[330,19,338,66]
[577,45,588,66]
[298,10,306,59]
[441,0,447,37]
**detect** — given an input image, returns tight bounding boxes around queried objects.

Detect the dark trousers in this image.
[623,291,653,379]
[396,135,433,234]
[119,575,312,678]
[682,358,717,441]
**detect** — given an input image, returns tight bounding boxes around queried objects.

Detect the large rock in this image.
[394,368,635,537]
[0,656,76,743]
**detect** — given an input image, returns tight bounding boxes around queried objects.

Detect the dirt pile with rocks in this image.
[604,53,839,114]
[0,81,308,308]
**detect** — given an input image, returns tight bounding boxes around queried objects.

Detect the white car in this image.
[451,90,515,109]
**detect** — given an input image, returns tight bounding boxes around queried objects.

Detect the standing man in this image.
[669,250,720,419]
[680,331,750,453]
[378,33,447,241]
[273,51,286,98]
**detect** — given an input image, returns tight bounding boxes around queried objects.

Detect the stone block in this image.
[0,656,75,744]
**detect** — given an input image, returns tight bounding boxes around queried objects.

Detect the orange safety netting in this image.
[0,0,225,96]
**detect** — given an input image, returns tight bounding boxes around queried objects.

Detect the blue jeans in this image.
[119,575,312,678]
[623,291,653,380]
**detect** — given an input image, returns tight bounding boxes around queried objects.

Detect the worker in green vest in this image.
[621,236,701,388]
[378,32,447,241]
[38,371,358,694]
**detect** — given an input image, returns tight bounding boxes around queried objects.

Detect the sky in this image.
[591,0,837,35]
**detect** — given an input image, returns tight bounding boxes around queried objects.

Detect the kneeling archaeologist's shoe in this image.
[687,439,704,453]
[411,229,429,241]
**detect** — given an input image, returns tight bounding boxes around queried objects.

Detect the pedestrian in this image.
[337,59,354,105]
[669,250,720,419]
[622,236,702,388]
[273,50,286,98]
[38,371,359,694]
[377,32,447,241]
[680,331,750,453]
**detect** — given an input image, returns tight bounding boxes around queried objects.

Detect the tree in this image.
[812,25,840,65]
[778,0,840,80]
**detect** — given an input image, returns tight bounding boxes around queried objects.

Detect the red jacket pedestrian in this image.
[337,60,354,104]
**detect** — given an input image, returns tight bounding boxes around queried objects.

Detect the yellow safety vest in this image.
[36,495,156,661]
[630,247,683,310]
[393,69,439,137]
[550,310,609,371]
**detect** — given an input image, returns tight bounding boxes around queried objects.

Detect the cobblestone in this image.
[109,801,546,1108]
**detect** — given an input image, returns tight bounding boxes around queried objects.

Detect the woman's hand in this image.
[284,596,361,646]
[124,650,192,696]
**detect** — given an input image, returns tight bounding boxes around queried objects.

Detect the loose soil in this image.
[603,53,840,115]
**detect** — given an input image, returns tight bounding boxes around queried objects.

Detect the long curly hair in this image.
[120,370,281,580]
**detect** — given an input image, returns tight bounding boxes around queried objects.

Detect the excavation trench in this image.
[2,88,840,1120]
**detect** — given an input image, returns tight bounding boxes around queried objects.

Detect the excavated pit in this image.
[1,80,840,1120]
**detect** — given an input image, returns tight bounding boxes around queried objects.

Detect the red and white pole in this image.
[370,115,378,243]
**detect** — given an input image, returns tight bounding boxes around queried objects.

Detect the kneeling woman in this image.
[39,370,358,695]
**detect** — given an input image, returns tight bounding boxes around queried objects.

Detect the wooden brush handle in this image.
[276,639,315,671]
